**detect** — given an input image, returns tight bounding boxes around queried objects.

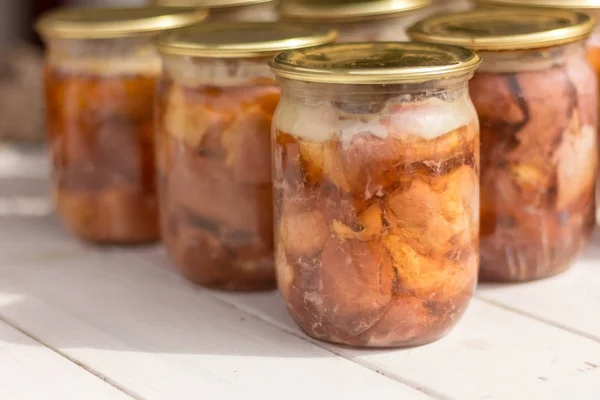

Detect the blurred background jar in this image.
[278,0,433,41]
[154,22,335,290]
[270,42,481,347]
[410,8,598,282]
[149,0,278,21]
[476,0,600,90]
[36,6,207,244]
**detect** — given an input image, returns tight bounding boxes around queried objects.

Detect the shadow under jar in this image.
[36,6,207,244]
[269,42,481,347]
[410,8,598,282]
[278,0,433,42]
[154,23,335,291]
[151,0,278,21]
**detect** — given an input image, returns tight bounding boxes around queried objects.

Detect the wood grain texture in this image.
[0,317,131,400]
[489,368,600,400]
[478,229,600,342]
[211,285,600,400]
[0,242,430,400]
[133,242,600,400]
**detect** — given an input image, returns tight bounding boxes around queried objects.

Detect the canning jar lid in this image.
[475,0,600,9]
[408,8,594,50]
[279,0,432,22]
[155,22,337,58]
[151,0,274,9]
[269,42,481,84]
[35,6,208,39]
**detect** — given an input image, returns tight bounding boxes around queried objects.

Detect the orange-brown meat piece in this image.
[273,119,479,347]
[471,54,598,282]
[157,79,280,291]
[45,67,159,244]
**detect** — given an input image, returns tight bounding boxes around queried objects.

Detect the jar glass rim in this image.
[35,6,208,39]
[408,8,594,51]
[269,42,481,84]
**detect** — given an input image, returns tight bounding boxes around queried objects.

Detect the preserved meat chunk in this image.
[45,67,159,243]
[273,91,479,347]
[472,44,598,282]
[157,79,279,291]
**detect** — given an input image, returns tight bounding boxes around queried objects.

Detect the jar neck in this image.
[477,41,587,73]
[277,75,472,101]
[45,36,160,76]
[162,54,274,87]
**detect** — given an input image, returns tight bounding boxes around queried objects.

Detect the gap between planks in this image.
[192,283,454,400]
[126,247,600,399]
[475,296,600,346]
[0,313,139,400]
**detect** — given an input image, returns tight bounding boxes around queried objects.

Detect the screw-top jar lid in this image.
[35,6,208,39]
[279,0,432,22]
[156,22,337,58]
[269,42,481,84]
[476,0,600,9]
[151,0,275,9]
[408,8,594,50]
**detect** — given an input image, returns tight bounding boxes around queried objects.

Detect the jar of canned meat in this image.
[36,7,207,244]
[269,42,481,347]
[477,0,600,219]
[151,0,277,21]
[279,0,433,42]
[410,8,598,282]
[155,23,335,290]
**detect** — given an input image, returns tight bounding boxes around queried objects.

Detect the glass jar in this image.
[410,8,598,282]
[151,0,277,21]
[279,0,433,42]
[155,23,335,290]
[36,7,207,244]
[269,42,481,347]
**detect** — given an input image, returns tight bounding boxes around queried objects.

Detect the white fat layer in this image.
[275,96,476,143]
[49,57,162,76]
[164,57,273,87]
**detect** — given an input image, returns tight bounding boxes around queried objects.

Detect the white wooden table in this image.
[1,143,600,400]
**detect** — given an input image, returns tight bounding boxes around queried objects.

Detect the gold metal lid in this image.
[35,6,208,39]
[156,22,336,58]
[408,8,594,51]
[151,0,274,9]
[476,0,600,9]
[279,0,432,22]
[269,42,481,84]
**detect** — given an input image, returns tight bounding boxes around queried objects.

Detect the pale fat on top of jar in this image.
[269,41,482,144]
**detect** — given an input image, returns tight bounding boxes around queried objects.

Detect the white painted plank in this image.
[0,317,130,400]
[0,248,430,400]
[0,144,49,179]
[135,242,600,400]
[209,290,600,400]
[489,368,600,400]
[478,228,600,342]
[0,215,86,263]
